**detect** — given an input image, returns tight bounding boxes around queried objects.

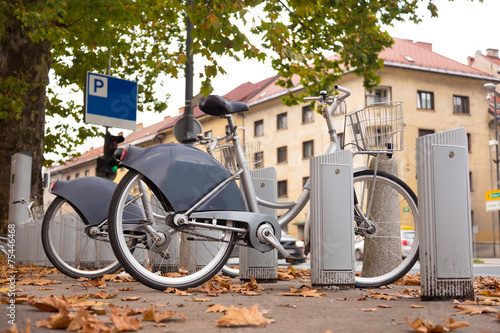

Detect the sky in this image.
[80,0,500,152]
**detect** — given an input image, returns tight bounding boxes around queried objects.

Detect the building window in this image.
[254,151,264,169]
[75,173,80,179]
[467,133,471,152]
[418,129,435,137]
[85,170,90,177]
[204,130,212,138]
[303,140,314,159]
[278,180,288,197]
[469,171,473,191]
[302,105,314,123]
[277,112,287,130]
[366,87,391,105]
[453,95,470,114]
[417,91,434,110]
[66,175,70,180]
[303,177,309,187]
[277,146,287,163]
[254,120,264,136]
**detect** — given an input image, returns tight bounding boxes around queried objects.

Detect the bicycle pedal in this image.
[285,256,307,264]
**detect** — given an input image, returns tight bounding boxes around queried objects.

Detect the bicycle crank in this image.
[257,224,306,264]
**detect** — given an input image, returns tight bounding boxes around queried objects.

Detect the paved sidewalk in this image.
[1,268,499,333]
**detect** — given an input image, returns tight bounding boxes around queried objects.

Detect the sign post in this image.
[485,189,500,211]
[84,72,138,130]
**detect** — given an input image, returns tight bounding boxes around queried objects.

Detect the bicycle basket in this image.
[214,141,263,173]
[347,101,403,152]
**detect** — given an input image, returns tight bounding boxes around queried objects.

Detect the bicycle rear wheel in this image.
[353,170,418,288]
[42,196,121,279]
[108,170,238,290]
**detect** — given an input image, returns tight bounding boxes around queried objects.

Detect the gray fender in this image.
[120,143,247,212]
[50,177,141,226]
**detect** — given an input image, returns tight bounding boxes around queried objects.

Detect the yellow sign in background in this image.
[485,189,500,211]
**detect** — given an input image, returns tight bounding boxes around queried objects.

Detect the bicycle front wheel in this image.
[353,170,418,288]
[42,196,121,279]
[108,170,237,290]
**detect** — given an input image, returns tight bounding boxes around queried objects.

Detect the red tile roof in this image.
[381,38,489,76]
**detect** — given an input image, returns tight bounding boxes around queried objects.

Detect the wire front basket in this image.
[347,101,404,152]
[214,141,263,173]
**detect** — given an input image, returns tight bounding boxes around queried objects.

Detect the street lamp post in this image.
[485,83,499,257]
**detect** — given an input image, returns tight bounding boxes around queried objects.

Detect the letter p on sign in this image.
[89,74,108,98]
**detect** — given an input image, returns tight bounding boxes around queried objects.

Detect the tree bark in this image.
[361,157,401,277]
[0,12,50,233]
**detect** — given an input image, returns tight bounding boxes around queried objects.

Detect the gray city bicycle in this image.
[107,85,419,290]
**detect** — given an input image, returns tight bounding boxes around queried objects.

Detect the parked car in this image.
[278,230,305,259]
[228,230,305,259]
[354,229,415,261]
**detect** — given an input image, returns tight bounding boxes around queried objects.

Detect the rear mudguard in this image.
[50,177,142,226]
[119,143,247,213]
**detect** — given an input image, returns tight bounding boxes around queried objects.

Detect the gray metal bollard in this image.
[416,127,474,301]
[239,167,278,283]
[9,152,32,265]
[310,151,354,289]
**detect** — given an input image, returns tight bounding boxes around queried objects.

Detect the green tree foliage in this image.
[0,0,470,230]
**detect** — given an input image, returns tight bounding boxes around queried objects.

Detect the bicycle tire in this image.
[108,170,237,290]
[352,170,418,288]
[42,196,122,279]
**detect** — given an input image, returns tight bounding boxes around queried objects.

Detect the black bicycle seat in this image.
[199,95,249,116]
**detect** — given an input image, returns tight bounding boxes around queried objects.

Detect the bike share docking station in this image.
[239,168,278,282]
[310,150,355,289]
[416,127,474,301]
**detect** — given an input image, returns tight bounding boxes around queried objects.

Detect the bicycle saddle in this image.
[199,95,249,116]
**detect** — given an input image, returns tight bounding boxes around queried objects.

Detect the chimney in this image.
[487,48,499,58]
[164,116,171,121]
[178,107,185,114]
[415,42,432,51]
[136,123,143,130]
[468,56,475,67]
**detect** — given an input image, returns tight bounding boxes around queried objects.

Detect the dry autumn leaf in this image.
[35,307,73,329]
[207,304,231,313]
[277,285,326,297]
[28,295,70,312]
[411,304,427,308]
[142,304,185,323]
[216,304,273,327]
[406,317,469,332]
[17,278,61,286]
[453,305,498,315]
[362,308,377,312]
[121,296,142,301]
[110,312,143,332]
[92,290,119,299]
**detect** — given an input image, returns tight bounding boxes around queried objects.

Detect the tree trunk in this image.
[0,12,51,233]
[361,157,401,277]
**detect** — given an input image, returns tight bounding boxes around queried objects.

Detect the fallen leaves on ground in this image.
[28,295,70,312]
[142,304,185,323]
[17,278,61,286]
[453,304,498,315]
[277,285,326,297]
[215,304,273,327]
[406,317,469,332]
[395,273,420,286]
[92,290,119,299]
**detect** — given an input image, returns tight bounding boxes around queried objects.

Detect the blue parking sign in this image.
[84,72,138,130]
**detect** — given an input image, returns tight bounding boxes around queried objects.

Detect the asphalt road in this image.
[2,267,499,333]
